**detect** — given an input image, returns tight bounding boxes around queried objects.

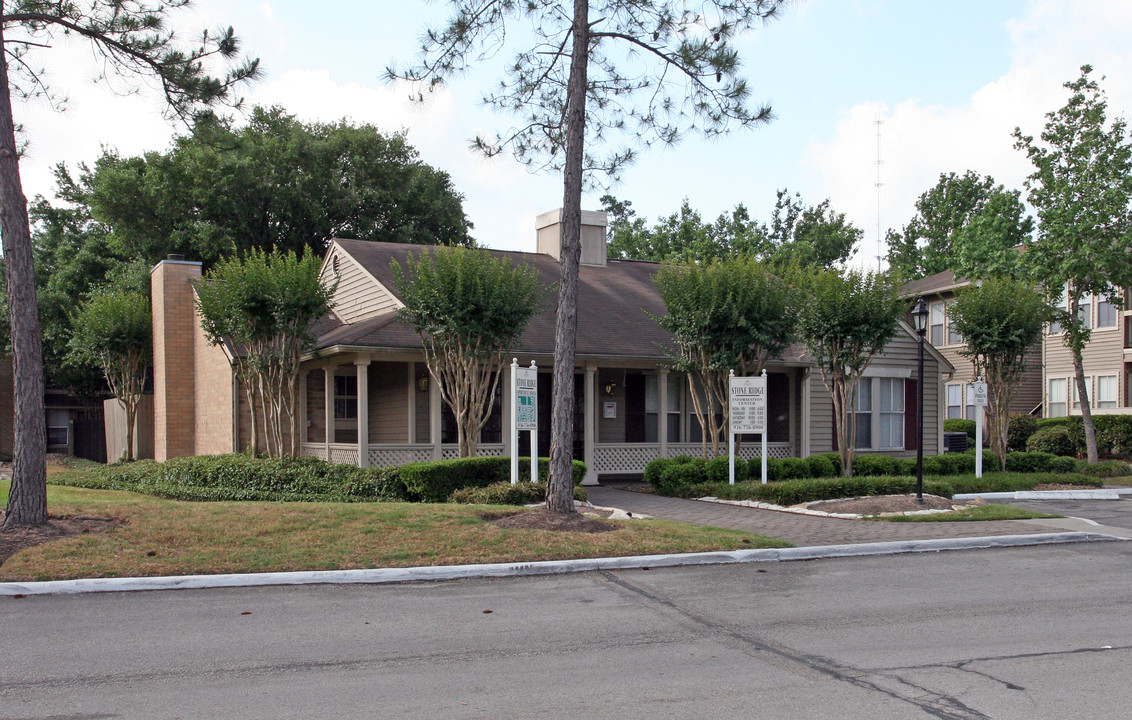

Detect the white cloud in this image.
[805,0,1132,269]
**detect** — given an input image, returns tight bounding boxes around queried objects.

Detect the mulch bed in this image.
[483,508,617,533]
[0,513,123,566]
[806,494,960,515]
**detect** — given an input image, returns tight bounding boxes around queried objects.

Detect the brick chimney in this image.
[151,256,201,461]
[535,209,608,266]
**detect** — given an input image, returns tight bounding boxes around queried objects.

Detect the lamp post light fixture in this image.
[911,297,929,504]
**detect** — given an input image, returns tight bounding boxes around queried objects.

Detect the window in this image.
[333,374,358,419]
[878,378,905,450]
[947,384,963,419]
[1097,294,1117,328]
[946,301,962,345]
[666,374,682,443]
[1048,378,1067,418]
[964,384,977,420]
[929,302,944,346]
[644,374,660,442]
[1050,288,1066,334]
[46,409,69,448]
[854,378,872,449]
[1071,376,1092,410]
[1097,376,1118,408]
[1077,292,1092,329]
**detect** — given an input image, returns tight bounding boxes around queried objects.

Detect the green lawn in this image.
[877,504,1061,522]
[0,478,789,582]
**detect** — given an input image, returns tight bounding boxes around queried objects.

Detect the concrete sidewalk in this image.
[584,485,1110,547]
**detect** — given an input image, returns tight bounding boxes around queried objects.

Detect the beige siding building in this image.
[146,211,952,481]
[1042,287,1132,418]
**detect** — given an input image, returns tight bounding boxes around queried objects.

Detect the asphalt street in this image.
[3,542,1130,720]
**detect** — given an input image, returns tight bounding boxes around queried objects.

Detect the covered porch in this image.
[296,353,803,483]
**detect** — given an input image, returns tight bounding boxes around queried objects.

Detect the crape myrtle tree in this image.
[652,257,795,458]
[393,248,544,457]
[948,278,1048,471]
[68,290,152,462]
[390,0,790,513]
[1,0,258,530]
[195,250,334,459]
[794,268,902,478]
[1015,65,1132,464]
[886,171,1033,281]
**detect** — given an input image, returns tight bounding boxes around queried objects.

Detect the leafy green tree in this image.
[68,290,152,462]
[794,268,903,477]
[195,250,334,458]
[886,171,1032,280]
[1,0,258,530]
[768,192,861,268]
[1014,65,1132,464]
[393,248,545,457]
[392,0,790,513]
[948,279,1048,470]
[652,257,795,458]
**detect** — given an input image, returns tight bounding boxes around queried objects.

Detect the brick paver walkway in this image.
[586,486,1068,547]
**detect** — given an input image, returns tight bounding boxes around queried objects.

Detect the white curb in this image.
[954,489,1132,501]
[0,531,1121,597]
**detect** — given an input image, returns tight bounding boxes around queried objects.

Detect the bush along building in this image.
[143,210,952,483]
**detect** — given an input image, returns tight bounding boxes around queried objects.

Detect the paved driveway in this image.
[585,485,1071,547]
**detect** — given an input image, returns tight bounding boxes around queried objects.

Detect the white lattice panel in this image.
[301,444,327,460]
[328,446,360,465]
[440,447,460,460]
[593,444,662,474]
[437,445,505,460]
[666,442,795,460]
[369,447,434,467]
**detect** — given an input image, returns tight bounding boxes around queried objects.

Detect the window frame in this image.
[1047,377,1067,418]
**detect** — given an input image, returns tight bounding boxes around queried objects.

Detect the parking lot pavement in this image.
[1002,496,1132,531]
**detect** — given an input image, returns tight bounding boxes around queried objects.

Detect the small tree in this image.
[948,279,1048,470]
[394,248,544,457]
[653,257,795,458]
[795,268,902,477]
[195,249,334,458]
[1014,65,1132,464]
[68,289,151,462]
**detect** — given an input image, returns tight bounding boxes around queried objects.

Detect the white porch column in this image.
[407,362,416,445]
[430,371,442,460]
[299,370,308,447]
[800,368,811,458]
[583,364,598,485]
[659,368,669,460]
[502,360,514,460]
[324,363,334,456]
[356,355,371,467]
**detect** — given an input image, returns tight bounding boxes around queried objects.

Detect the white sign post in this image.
[511,359,538,485]
[970,380,988,478]
[729,369,768,484]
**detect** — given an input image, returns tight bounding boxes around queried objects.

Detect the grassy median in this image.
[0,479,789,582]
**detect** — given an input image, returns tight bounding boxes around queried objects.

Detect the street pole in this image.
[916,329,925,504]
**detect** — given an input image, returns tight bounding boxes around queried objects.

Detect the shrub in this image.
[763,457,783,482]
[1095,416,1132,458]
[449,481,587,505]
[1027,425,1076,457]
[652,458,708,494]
[778,457,812,479]
[1005,451,1055,473]
[644,458,675,488]
[944,418,977,444]
[396,456,586,502]
[894,458,917,475]
[804,454,836,479]
[706,455,746,484]
[1048,455,1079,473]
[852,454,897,477]
[1008,415,1039,451]
[1075,459,1132,478]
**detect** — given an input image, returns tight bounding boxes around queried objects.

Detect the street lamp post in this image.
[911,297,929,504]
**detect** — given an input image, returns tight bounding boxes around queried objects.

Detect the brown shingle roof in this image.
[316,239,680,360]
[899,270,970,298]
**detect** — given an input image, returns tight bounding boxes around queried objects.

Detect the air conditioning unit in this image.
[943,432,969,453]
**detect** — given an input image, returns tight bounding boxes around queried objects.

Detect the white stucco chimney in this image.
[535,208,608,266]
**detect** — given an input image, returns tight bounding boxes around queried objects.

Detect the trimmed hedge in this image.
[1027,425,1076,457]
[1008,415,1039,451]
[449,481,588,505]
[853,454,896,477]
[1033,415,1132,458]
[660,472,1102,504]
[944,419,977,444]
[399,456,587,502]
[1075,459,1132,478]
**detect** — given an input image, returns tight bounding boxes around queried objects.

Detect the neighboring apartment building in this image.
[147,210,952,482]
[1043,286,1132,417]
[900,271,1043,420]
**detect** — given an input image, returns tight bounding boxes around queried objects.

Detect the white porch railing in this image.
[302,443,507,467]
[300,443,327,461]
[593,442,795,475]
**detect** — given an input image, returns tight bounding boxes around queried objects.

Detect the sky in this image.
[13,0,1132,267]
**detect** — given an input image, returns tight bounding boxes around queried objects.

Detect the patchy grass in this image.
[876,504,1061,522]
[0,479,789,582]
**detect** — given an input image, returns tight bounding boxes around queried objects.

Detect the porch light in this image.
[417,374,429,393]
[604,380,617,398]
[911,297,928,335]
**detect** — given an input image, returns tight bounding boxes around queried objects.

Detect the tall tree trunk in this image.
[124,399,136,463]
[546,0,589,514]
[1073,350,1099,463]
[0,22,48,529]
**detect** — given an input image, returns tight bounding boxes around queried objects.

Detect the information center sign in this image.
[515,366,538,430]
[729,375,767,434]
